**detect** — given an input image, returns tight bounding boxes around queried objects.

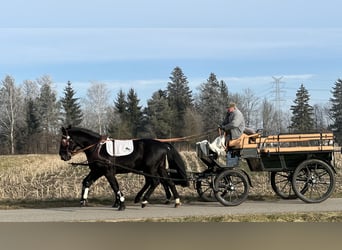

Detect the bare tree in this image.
[260,98,276,135]
[239,88,260,129]
[313,103,330,131]
[82,81,110,134]
[22,79,39,100]
[0,75,24,154]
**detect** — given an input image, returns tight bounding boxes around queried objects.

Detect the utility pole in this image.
[271,76,285,133]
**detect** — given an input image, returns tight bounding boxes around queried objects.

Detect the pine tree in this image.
[115,89,127,115]
[218,80,229,121]
[167,66,193,137]
[197,73,224,131]
[289,84,314,133]
[329,78,342,143]
[60,81,83,126]
[126,88,143,137]
[36,75,60,134]
[108,89,130,138]
[145,90,172,138]
[26,99,41,135]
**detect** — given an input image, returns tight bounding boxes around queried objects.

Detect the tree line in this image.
[1,66,342,154]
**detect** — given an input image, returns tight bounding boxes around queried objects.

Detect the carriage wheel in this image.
[270,171,297,199]
[292,159,335,203]
[213,169,249,206]
[195,175,216,202]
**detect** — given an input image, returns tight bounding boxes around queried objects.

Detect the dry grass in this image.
[0,153,197,203]
[140,211,342,222]
[0,151,341,206]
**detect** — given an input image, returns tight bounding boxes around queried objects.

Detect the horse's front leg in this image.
[80,170,103,206]
[105,172,126,211]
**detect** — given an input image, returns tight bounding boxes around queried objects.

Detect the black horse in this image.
[59,126,189,210]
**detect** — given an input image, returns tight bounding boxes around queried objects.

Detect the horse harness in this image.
[63,133,185,182]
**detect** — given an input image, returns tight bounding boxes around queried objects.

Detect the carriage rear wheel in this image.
[213,169,249,206]
[270,171,297,199]
[195,175,216,202]
[292,159,335,203]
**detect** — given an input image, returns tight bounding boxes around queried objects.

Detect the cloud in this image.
[1,28,342,66]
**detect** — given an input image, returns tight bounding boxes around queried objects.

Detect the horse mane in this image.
[68,126,101,139]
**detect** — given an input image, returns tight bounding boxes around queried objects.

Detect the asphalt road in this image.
[0,198,342,222]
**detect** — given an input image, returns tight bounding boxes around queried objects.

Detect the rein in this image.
[155,129,216,142]
[70,159,187,183]
[71,143,98,156]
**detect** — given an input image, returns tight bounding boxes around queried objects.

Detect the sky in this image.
[1,0,342,108]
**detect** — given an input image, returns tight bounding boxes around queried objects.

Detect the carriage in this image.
[192,131,339,206]
[59,126,340,210]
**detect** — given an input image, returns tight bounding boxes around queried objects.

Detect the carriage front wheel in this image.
[292,159,335,203]
[195,175,217,202]
[213,169,249,206]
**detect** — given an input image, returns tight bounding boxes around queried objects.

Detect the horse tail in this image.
[165,143,189,187]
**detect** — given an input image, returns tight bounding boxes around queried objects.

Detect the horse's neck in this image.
[74,131,101,146]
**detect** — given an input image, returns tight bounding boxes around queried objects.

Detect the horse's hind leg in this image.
[159,169,181,208]
[136,177,172,205]
[141,177,160,208]
[134,176,151,203]
[161,181,172,204]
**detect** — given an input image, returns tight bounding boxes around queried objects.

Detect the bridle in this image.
[61,132,98,157]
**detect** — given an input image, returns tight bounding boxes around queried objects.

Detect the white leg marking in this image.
[83,187,89,199]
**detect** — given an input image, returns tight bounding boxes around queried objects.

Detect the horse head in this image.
[59,126,101,161]
[59,126,75,161]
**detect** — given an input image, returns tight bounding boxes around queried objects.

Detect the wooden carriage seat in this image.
[228,133,260,149]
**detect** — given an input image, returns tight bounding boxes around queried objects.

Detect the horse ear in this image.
[67,125,72,129]
[61,127,66,133]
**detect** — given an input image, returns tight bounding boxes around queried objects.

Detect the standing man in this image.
[221,102,245,167]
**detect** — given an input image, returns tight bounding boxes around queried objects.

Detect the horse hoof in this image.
[118,204,126,211]
[80,200,87,207]
[141,201,148,208]
[134,198,140,204]
[174,198,181,208]
[112,203,119,208]
[164,199,171,205]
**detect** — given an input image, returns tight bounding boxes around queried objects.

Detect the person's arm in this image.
[223,113,242,130]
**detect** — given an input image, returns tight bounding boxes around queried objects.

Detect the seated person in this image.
[220,102,245,148]
[219,102,246,167]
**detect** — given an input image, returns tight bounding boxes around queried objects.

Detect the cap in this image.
[227,102,236,108]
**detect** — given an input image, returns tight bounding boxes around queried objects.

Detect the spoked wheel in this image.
[195,175,216,202]
[213,169,249,206]
[270,171,297,199]
[292,159,335,203]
